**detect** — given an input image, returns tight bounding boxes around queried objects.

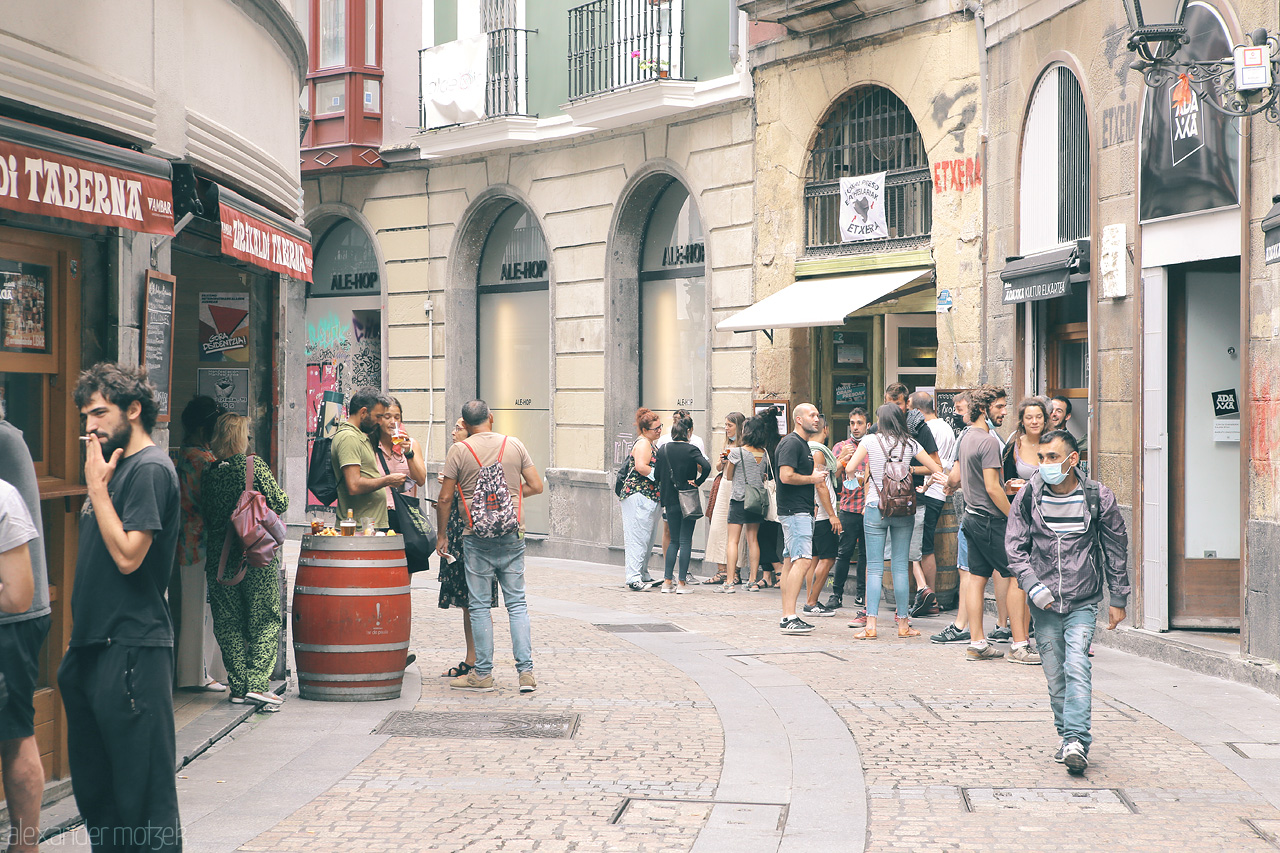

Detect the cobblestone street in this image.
[50,551,1269,853]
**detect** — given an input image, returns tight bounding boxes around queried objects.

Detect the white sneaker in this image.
[676,583,692,594]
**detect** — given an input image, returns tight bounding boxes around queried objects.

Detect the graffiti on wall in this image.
[933,157,981,193]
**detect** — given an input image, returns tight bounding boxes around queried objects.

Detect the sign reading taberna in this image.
[217,188,313,282]
[0,116,174,235]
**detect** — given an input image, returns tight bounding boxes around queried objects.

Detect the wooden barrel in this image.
[292,534,410,701]
[881,495,960,611]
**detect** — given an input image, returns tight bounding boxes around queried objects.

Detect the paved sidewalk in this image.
[42,553,1280,851]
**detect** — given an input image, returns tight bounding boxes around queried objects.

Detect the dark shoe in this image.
[405,653,417,668]
[1053,740,1068,764]
[780,616,815,635]
[1062,740,1088,774]
[909,588,939,619]
[442,661,473,678]
[644,579,664,589]
[854,593,865,606]
[988,625,1013,642]
[802,603,836,618]
[930,624,971,644]
[824,595,843,610]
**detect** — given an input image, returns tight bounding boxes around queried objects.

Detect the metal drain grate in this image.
[595,622,686,633]
[372,711,579,739]
[610,797,787,828]
[728,650,846,664]
[961,787,1135,814]
[919,697,1134,723]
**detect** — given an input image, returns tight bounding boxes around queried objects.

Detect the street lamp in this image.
[1124,0,1280,122]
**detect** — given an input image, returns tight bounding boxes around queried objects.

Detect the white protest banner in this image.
[838,172,889,242]
[419,34,487,129]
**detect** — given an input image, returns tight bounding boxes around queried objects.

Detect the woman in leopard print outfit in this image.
[202,413,288,707]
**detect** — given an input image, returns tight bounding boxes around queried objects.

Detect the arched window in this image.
[1020,66,1090,254]
[805,87,932,253]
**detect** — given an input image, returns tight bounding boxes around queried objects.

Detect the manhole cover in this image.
[595,622,686,633]
[372,711,579,739]
[961,787,1134,814]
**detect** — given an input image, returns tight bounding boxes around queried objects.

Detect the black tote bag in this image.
[375,447,436,574]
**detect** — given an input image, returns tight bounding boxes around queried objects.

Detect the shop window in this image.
[1020,66,1089,254]
[639,181,707,423]
[805,87,932,254]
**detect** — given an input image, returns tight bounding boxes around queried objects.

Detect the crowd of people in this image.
[616,383,1130,776]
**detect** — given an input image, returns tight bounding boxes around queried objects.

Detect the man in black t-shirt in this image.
[775,403,828,635]
[58,363,182,852]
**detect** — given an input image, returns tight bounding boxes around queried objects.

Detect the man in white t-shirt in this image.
[907,392,956,617]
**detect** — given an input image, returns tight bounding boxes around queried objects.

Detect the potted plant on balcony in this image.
[635,54,671,78]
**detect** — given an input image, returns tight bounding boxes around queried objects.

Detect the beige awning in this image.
[716,268,933,332]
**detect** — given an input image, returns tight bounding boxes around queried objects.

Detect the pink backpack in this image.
[217,455,286,586]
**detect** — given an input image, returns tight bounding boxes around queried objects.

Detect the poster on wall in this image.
[838,172,889,242]
[197,368,249,416]
[754,400,789,436]
[835,381,869,408]
[0,264,48,352]
[199,292,249,362]
[1138,3,1241,221]
[304,304,382,394]
[306,363,341,438]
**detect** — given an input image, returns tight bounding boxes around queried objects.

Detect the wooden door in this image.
[1168,265,1241,628]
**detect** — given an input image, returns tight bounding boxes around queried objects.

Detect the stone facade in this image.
[303,100,756,562]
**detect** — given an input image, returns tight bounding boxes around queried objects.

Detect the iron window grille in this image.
[804,87,932,254]
[1056,69,1090,244]
[418,4,530,128]
[568,0,685,100]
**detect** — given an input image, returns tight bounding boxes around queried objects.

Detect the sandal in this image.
[896,617,921,638]
[442,661,473,678]
[746,582,762,592]
[703,572,729,585]
[852,628,877,640]
[763,573,779,588]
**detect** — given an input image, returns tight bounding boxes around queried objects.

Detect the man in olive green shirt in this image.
[331,387,405,529]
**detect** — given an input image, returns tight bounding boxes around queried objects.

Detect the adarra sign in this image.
[0,138,174,235]
[219,201,314,282]
[838,172,889,242]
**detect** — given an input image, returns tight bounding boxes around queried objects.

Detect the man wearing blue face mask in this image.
[1005,429,1129,777]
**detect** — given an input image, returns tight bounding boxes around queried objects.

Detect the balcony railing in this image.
[568,0,686,100]
[419,27,529,130]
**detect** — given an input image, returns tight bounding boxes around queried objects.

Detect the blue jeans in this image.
[1031,604,1098,750]
[957,524,969,571]
[862,504,914,619]
[621,492,661,584]
[665,512,697,582]
[462,533,533,677]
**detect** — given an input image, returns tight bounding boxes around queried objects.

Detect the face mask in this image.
[1039,456,1075,486]
[844,478,858,491]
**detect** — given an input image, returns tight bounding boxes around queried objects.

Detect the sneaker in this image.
[246,690,283,706]
[930,624,971,644]
[519,672,537,693]
[676,584,692,594]
[229,695,247,704]
[644,579,664,589]
[966,644,1005,661]
[988,625,1013,642]
[627,582,648,592]
[780,617,816,635]
[847,609,868,629]
[1008,645,1042,665]
[451,672,496,692]
[1053,740,1068,764]
[909,588,938,619]
[854,593,865,606]
[660,583,674,594]
[1062,740,1088,774]
[802,603,836,618]
[255,702,281,713]
[824,595,843,610]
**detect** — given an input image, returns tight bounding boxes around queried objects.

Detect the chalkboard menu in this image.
[141,270,176,423]
[935,388,963,431]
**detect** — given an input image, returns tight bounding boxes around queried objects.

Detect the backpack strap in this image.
[245,454,255,491]
[217,457,251,587]
[456,436,519,527]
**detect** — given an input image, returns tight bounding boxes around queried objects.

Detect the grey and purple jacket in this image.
[1005,468,1130,613]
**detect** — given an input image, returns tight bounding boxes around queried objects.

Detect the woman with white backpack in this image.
[202,413,288,709]
[840,404,942,640]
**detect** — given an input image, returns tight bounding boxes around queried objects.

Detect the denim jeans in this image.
[665,512,697,582]
[956,524,969,571]
[1031,604,1098,750]
[831,510,866,598]
[462,533,533,677]
[779,513,814,559]
[621,492,661,584]
[862,503,914,619]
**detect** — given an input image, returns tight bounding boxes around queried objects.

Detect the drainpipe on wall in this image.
[966,0,990,382]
